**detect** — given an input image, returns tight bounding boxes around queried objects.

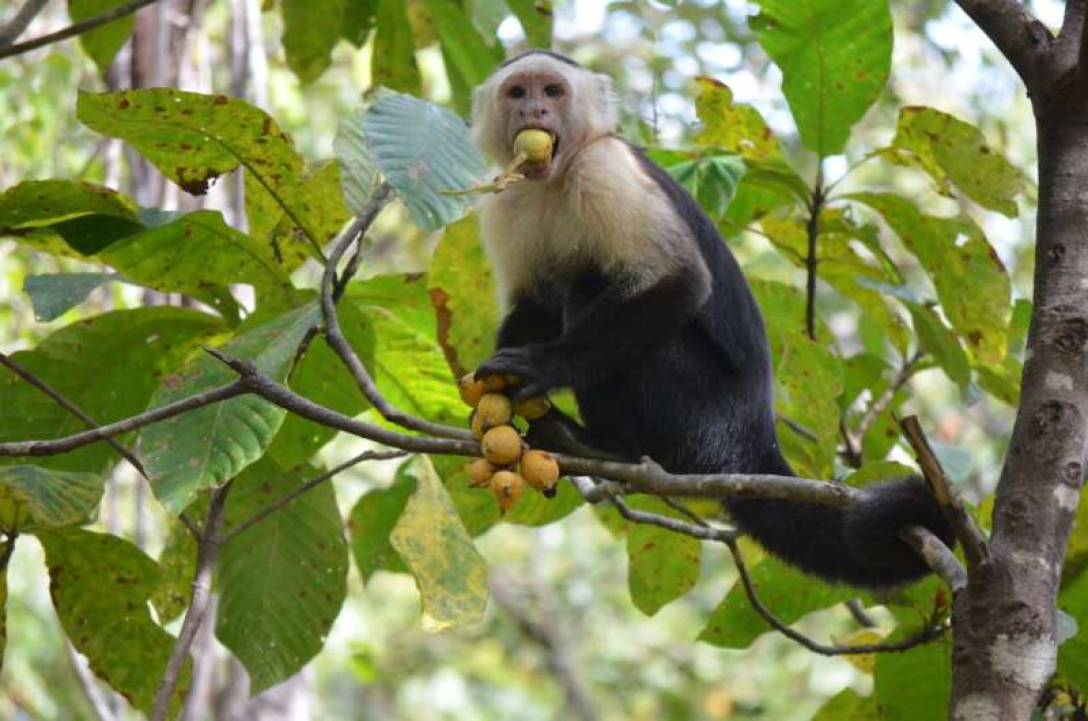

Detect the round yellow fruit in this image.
[467,458,495,488]
[490,470,524,514]
[520,450,559,493]
[514,129,553,163]
[481,425,522,466]
[513,396,550,420]
[475,393,513,430]
[458,373,487,407]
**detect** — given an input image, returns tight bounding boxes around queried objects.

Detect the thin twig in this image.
[899,415,989,571]
[151,484,231,721]
[804,167,825,341]
[0,0,160,59]
[220,449,407,542]
[726,538,948,655]
[842,350,925,466]
[899,525,968,593]
[0,352,147,477]
[0,0,50,48]
[777,413,819,443]
[0,380,249,458]
[846,599,878,628]
[63,641,120,721]
[320,184,473,441]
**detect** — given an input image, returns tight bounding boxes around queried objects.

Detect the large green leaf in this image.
[349,468,415,583]
[342,0,379,45]
[372,0,422,95]
[427,214,499,376]
[421,0,501,90]
[698,558,854,649]
[150,521,197,625]
[334,111,381,215]
[264,161,352,272]
[0,180,136,257]
[350,274,465,427]
[217,459,349,694]
[907,303,971,395]
[0,308,223,475]
[140,304,321,514]
[851,192,1011,364]
[70,0,137,72]
[812,689,881,720]
[881,106,1024,217]
[774,335,843,479]
[23,273,120,322]
[751,0,892,157]
[37,528,188,716]
[626,498,702,615]
[282,0,347,82]
[1058,569,1088,682]
[363,92,488,232]
[0,466,104,529]
[873,612,951,720]
[390,456,488,632]
[694,78,782,161]
[505,0,553,48]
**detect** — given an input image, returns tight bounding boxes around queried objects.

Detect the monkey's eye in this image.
[544,84,564,98]
[508,86,526,99]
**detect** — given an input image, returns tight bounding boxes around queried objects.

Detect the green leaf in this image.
[660,153,745,220]
[1059,570,1088,682]
[363,92,488,232]
[78,89,322,253]
[774,335,843,479]
[907,303,971,394]
[150,521,197,624]
[70,0,137,72]
[334,111,381,215]
[23,272,120,322]
[350,274,465,427]
[851,192,1011,364]
[751,0,892,157]
[882,106,1024,217]
[372,0,422,95]
[427,214,499,376]
[843,461,917,487]
[349,470,415,583]
[282,0,347,82]
[626,498,701,615]
[0,180,137,257]
[812,689,881,720]
[389,456,489,632]
[100,209,296,299]
[140,304,321,514]
[694,78,782,161]
[421,0,502,91]
[342,0,379,45]
[699,558,854,649]
[0,466,104,528]
[0,308,223,475]
[873,614,951,721]
[267,299,374,469]
[37,528,188,716]
[266,161,353,272]
[505,0,553,48]
[217,459,349,694]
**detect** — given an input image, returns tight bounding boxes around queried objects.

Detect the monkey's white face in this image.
[472,54,617,183]
[496,68,571,180]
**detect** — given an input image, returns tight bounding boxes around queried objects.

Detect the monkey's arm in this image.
[478,272,709,398]
[495,293,563,349]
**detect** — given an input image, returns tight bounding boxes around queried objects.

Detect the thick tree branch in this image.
[0,380,249,458]
[151,484,230,721]
[951,0,1049,90]
[0,352,147,477]
[0,0,50,48]
[220,449,407,542]
[899,415,989,571]
[320,183,473,442]
[899,525,968,594]
[0,0,159,59]
[725,538,948,656]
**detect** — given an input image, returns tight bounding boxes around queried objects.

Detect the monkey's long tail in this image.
[723,471,955,588]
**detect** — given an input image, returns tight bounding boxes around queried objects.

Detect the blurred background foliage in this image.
[0,0,1066,719]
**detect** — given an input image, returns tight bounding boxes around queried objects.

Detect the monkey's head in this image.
[472,50,617,182]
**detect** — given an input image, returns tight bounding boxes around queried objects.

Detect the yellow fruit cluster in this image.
[458,372,560,514]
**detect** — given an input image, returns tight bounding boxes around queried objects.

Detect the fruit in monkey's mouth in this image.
[514,129,554,163]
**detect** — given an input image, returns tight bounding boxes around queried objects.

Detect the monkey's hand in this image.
[475,346,563,400]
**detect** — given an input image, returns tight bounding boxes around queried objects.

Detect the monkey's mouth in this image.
[515,127,559,180]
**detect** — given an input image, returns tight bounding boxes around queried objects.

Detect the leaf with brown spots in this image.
[36,528,189,716]
[626,497,702,616]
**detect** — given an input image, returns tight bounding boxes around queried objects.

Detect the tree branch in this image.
[804,169,825,341]
[951,0,1049,90]
[220,448,407,542]
[0,0,50,48]
[0,380,249,458]
[0,0,160,59]
[725,538,948,655]
[899,525,968,594]
[899,415,990,571]
[320,183,473,442]
[151,483,231,721]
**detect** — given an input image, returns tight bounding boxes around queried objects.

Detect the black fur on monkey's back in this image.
[530,142,954,588]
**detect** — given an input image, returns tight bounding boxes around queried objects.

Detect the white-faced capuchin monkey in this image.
[470,50,955,588]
